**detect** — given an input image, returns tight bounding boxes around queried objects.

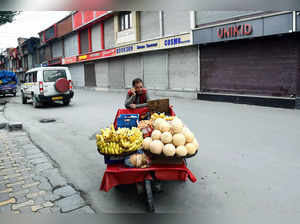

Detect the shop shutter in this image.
[124,55,142,88]
[200,36,299,97]
[143,51,168,90]
[95,61,109,87]
[69,64,85,87]
[84,63,96,87]
[108,58,124,88]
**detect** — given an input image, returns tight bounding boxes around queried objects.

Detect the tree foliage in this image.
[0,11,19,26]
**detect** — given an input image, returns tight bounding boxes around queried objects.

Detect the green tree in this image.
[0,11,19,26]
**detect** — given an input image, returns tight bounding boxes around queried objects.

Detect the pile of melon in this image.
[142,117,199,157]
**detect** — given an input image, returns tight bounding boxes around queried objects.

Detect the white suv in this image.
[21,67,74,108]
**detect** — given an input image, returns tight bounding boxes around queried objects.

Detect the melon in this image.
[185,143,197,155]
[142,137,152,150]
[163,144,176,157]
[161,132,173,144]
[171,118,183,134]
[151,130,161,140]
[176,145,187,157]
[150,140,164,155]
[192,138,199,150]
[172,133,186,146]
[183,130,194,143]
[154,118,165,130]
[159,121,171,133]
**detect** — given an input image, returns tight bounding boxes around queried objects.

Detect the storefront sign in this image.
[77,48,116,62]
[48,57,62,66]
[217,24,253,39]
[116,33,191,56]
[62,56,77,65]
[193,12,293,45]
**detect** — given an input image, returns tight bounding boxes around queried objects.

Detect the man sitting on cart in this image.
[125,78,150,109]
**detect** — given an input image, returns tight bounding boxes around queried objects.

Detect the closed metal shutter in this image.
[168,46,198,90]
[200,36,299,97]
[95,61,109,87]
[84,63,96,87]
[143,51,168,90]
[124,55,142,88]
[69,64,85,87]
[108,58,124,88]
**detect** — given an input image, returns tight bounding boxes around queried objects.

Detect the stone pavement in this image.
[0,105,95,214]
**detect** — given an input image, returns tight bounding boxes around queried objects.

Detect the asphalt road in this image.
[2,89,300,221]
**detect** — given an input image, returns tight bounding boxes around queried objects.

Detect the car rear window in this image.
[43,70,67,82]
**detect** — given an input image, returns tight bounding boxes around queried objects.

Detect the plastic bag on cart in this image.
[124,150,151,168]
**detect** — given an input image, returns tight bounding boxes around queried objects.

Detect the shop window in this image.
[79,29,89,54]
[119,12,132,31]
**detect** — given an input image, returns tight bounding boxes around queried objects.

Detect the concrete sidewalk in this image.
[0,103,94,214]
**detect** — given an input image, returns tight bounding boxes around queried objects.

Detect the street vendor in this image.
[125,78,150,109]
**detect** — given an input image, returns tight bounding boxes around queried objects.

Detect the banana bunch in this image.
[151,112,174,122]
[118,127,143,152]
[96,125,143,155]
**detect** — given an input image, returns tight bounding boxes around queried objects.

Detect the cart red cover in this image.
[100,163,197,192]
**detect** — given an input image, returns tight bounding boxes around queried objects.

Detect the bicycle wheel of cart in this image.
[144,179,155,212]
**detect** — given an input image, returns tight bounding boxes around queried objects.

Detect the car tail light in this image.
[69,80,73,90]
[39,81,44,93]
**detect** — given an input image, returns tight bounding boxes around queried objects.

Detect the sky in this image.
[0,11,71,51]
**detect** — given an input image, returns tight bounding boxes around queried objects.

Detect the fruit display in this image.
[142,116,198,157]
[138,120,153,138]
[96,125,143,155]
[150,113,175,124]
[138,120,152,129]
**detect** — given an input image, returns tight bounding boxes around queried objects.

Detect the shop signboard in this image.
[116,33,191,56]
[77,48,116,62]
[193,12,293,45]
[48,57,62,66]
[62,56,77,65]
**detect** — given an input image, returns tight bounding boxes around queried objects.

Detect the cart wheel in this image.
[145,179,155,212]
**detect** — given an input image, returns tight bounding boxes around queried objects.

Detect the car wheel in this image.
[32,96,41,108]
[21,92,27,104]
[63,99,70,106]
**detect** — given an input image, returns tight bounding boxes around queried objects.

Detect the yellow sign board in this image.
[116,33,191,56]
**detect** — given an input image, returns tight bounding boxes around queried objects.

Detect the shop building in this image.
[193,11,300,108]
[38,11,199,98]
[34,10,300,108]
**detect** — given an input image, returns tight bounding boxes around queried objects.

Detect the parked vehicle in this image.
[21,67,74,108]
[0,70,18,97]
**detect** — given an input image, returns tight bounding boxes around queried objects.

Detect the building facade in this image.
[193,11,300,108]
[37,11,198,98]
[2,10,300,108]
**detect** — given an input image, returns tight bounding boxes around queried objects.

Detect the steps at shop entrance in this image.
[198,92,296,109]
